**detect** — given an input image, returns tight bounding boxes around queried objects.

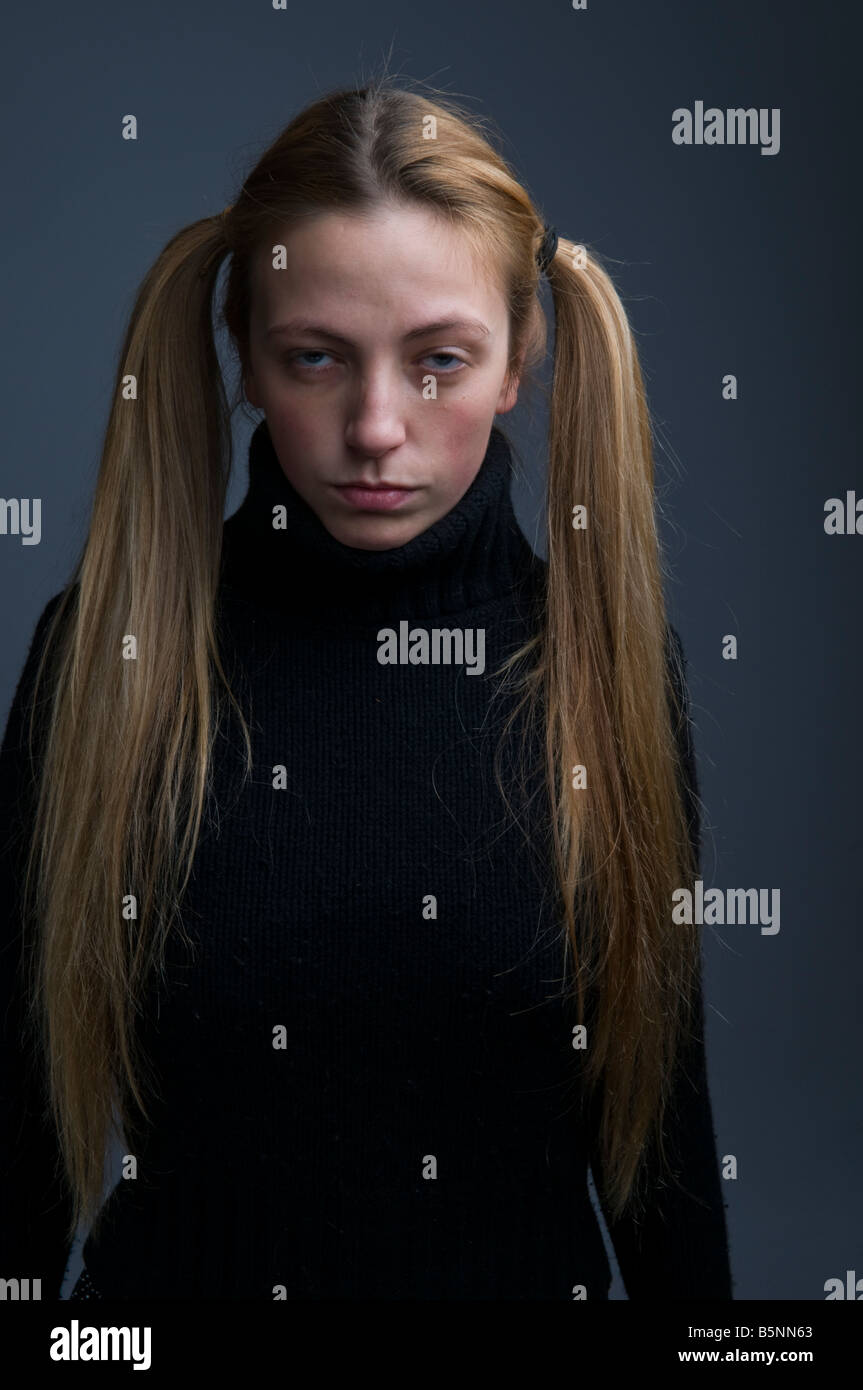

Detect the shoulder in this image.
[2,587,74,750]
[511,558,691,692]
[26,589,70,654]
[666,622,688,672]
[664,623,694,726]
[18,588,74,684]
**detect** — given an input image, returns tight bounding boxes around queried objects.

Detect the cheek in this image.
[264,399,325,456]
[445,461,484,500]
[431,443,488,506]
[262,413,327,493]
[425,407,496,477]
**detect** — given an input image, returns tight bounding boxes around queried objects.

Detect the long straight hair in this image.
[20,73,702,1243]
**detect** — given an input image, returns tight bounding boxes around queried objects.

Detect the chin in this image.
[327,519,420,551]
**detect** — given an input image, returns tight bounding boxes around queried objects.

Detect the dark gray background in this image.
[1,1,859,1301]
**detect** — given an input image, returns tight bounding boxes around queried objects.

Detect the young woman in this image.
[0,77,732,1300]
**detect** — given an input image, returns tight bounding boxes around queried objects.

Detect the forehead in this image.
[249,206,506,326]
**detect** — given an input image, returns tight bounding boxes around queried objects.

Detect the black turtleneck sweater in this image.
[0,420,732,1300]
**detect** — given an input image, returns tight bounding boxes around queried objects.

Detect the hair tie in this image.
[536,223,558,275]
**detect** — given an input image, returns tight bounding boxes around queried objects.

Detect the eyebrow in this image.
[265,316,491,345]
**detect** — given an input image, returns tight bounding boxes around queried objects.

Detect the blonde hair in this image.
[20,72,702,1246]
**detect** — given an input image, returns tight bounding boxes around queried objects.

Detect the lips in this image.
[332,483,418,511]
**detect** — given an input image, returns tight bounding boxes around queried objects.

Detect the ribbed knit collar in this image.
[220,417,542,624]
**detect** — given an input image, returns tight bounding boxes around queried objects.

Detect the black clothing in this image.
[0,420,732,1299]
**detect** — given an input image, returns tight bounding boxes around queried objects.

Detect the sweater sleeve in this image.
[0,591,75,1298]
[586,624,733,1299]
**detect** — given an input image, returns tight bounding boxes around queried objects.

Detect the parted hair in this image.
[19,71,703,1245]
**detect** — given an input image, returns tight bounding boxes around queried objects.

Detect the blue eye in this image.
[290,351,331,370]
[284,350,465,373]
[424,353,463,371]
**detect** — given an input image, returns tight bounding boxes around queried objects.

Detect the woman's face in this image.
[243,203,521,550]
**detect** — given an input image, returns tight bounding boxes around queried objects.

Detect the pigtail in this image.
[22,211,253,1241]
[538,240,701,1218]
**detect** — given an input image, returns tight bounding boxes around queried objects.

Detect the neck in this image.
[220,419,542,624]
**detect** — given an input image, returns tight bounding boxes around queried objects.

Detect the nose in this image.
[343,364,408,459]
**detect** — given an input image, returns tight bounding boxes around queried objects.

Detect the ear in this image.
[495,360,522,416]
